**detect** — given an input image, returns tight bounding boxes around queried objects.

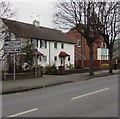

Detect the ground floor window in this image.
[68,56,70,61]
[54,56,57,61]
[39,55,47,62]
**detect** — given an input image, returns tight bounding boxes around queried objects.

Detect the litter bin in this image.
[113,63,118,70]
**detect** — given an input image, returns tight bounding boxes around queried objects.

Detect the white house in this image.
[0,18,75,69]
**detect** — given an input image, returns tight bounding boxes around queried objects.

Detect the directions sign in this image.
[4,40,21,53]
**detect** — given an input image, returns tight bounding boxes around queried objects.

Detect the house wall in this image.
[50,42,74,67]
[0,19,74,70]
[66,29,103,60]
[36,40,74,67]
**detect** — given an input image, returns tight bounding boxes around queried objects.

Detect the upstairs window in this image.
[54,42,57,49]
[40,40,47,48]
[32,39,38,47]
[77,39,81,47]
[61,43,64,49]
[101,42,106,48]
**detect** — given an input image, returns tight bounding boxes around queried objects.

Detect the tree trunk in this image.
[109,49,113,73]
[89,45,94,76]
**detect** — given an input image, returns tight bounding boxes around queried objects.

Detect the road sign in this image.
[4,40,21,53]
[4,48,21,53]
[101,48,108,55]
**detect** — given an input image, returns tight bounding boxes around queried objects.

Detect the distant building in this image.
[0,18,75,69]
[66,28,109,67]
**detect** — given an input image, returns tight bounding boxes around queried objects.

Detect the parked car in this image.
[22,63,30,72]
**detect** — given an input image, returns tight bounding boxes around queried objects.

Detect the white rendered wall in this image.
[37,40,74,67]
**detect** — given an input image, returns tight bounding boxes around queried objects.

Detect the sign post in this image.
[13,50,16,80]
[4,40,21,80]
[35,51,37,78]
[4,54,6,80]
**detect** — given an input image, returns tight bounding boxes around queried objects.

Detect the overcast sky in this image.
[4,0,58,29]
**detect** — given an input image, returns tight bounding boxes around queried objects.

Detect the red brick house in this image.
[66,28,109,68]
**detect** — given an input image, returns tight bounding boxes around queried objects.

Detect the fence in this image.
[75,60,116,68]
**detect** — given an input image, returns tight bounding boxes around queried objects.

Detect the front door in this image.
[61,57,65,66]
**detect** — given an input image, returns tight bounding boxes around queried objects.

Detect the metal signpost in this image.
[4,40,21,80]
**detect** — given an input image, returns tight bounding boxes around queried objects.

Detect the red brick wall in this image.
[66,29,103,60]
[3,73,35,80]
[75,60,116,68]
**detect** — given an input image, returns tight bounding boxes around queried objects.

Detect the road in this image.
[2,75,118,117]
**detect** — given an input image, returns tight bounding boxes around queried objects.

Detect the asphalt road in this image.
[2,74,118,117]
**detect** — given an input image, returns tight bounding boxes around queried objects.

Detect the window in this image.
[32,39,38,47]
[43,56,47,62]
[40,40,47,48]
[54,42,57,49]
[77,40,81,47]
[54,56,57,61]
[61,43,64,49]
[39,56,41,62]
[68,56,70,61]
[101,42,106,48]
[40,56,47,62]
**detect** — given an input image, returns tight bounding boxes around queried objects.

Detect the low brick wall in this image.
[65,68,89,74]
[3,72,35,80]
[59,68,108,75]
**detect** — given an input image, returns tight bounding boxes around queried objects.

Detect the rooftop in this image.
[2,18,74,44]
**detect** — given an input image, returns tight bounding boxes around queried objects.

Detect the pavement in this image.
[2,69,120,95]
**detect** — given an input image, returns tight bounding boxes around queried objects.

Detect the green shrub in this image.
[43,65,58,75]
[67,63,74,70]
[101,64,109,68]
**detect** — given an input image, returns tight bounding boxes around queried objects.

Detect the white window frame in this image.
[77,39,81,47]
[61,43,64,49]
[40,40,47,48]
[39,55,47,62]
[54,42,57,49]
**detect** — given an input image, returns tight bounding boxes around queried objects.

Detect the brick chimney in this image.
[33,20,40,27]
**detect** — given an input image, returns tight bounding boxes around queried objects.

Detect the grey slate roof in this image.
[2,18,74,44]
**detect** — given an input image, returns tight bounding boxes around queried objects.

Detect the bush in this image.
[66,63,74,70]
[101,64,109,68]
[30,65,43,73]
[43,65,58,75]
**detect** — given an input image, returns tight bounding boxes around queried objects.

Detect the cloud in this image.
[9,1,56,28]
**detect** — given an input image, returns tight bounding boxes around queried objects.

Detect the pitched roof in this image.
[2,18,74,44]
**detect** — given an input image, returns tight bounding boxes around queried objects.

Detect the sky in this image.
[3,0,58,29]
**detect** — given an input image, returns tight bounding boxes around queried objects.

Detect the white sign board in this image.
[101,48,108,55]
[4,40,21,53]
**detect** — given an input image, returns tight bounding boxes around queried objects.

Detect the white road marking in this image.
[72,88,109,100]
[8,108,38,117]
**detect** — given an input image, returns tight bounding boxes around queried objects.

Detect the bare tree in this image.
[54,0,101,76]
[0,1,14,18]
[97,2,120,73]
[0,1,15,60]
